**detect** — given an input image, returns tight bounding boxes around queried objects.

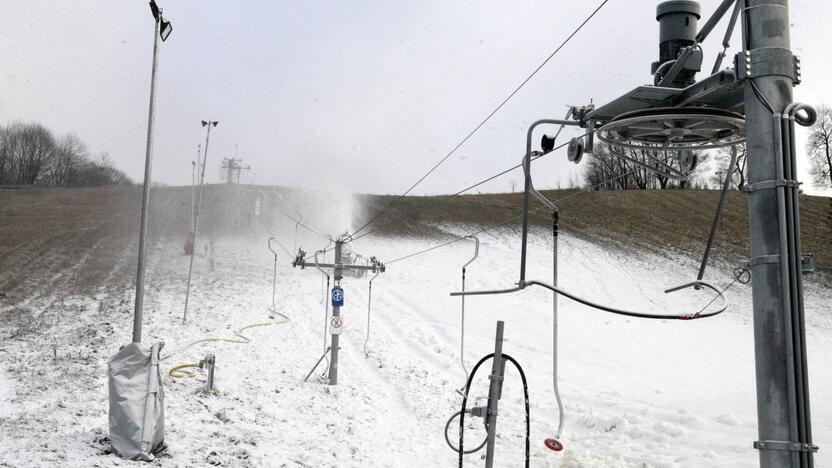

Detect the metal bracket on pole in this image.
[754,440,819,453]
[734,48,802,84]
[801,254,814,275]
[484,321,505,468]
[744,178,801,192]
[303,347,332,383]
[744,254,781,269]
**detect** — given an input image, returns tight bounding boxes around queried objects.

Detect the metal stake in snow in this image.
[132,0,172,344]
[293,236,385,385]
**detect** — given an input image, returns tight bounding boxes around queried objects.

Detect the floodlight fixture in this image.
[149,0,160,20]
[149,1,172,41]
[201,120,218,127]
[160,19,172,41]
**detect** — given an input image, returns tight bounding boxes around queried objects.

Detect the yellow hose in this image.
[163,316,288,379]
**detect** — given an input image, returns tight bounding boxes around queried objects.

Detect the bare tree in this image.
[18,123,55,185]
[0,122,56,185]
[583,142,703,190]
[807,104,832,189]
[0,121,130,187]
[709,144,747,190]
[49,133,88,186]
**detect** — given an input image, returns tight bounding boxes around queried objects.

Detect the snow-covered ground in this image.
[0,226,830,467]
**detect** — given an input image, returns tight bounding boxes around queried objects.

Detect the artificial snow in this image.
[0,227,829,467]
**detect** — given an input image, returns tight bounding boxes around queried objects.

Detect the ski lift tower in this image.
[221,157,251,185]
[560,1,816,465]
[292,236,385,385]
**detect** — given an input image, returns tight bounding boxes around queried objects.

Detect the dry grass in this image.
[0,185,829,307]
[357,189,832,273]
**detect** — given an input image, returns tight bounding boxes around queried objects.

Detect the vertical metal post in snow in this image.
[743,1,814,466]
[132,13,162,344]
[191,146,199,230]
[183,121,217,322]
[484,321,505,468]
[329,239,344,385]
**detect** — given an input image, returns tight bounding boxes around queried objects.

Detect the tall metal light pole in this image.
[132,1,172,344]
[742,1,816,465]
[183,120,218,322]
[191,145,199,230]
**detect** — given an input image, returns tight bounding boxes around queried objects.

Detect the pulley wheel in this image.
[597,107,744,151]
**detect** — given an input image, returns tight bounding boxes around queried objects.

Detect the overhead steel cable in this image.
[347,0,612,239]
[385,167,641,265]
[349,129,597,243]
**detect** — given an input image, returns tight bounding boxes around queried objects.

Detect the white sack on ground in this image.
[107,342,166,461]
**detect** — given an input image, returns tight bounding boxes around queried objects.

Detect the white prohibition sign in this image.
[330,316,343,335]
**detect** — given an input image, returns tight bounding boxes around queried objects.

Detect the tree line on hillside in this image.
[0,121,131,187]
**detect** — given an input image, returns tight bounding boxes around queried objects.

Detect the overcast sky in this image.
[2,1,830,195]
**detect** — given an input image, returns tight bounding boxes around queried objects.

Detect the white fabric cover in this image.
[107,342,166,461]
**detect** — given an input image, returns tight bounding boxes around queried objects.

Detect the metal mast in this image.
[742,0,815,465]
[132,1,171,343]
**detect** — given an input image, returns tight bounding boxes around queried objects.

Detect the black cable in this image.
[526,280,726,320]
[348,0,612,239]
[458,353,529,468]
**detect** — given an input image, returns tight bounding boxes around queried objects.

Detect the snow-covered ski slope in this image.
[0,225,830,467]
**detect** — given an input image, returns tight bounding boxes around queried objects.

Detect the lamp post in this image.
[132,0,172,344]
[183,120,218,322]
[191,146,199,230]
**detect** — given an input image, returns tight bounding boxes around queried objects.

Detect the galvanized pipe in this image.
[329,239,343,385]
[183,121,215,323]
[132,14,161,343]
[459,236,479,381]
[697,145,738,281]
[520,119,580,282]
[363,269,380,357]
[484,321,505,468]
[742,1,815,465]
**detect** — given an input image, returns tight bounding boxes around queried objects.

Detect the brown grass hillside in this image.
[0,185,829,313]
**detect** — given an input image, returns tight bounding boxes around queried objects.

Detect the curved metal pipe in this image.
[520,119,580,282]
[450,285,524,297]
[459,236,480,382]
[526,279,728,320]
[268,238,278,306]
[314,245,332,372]
[363,270,380,357]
